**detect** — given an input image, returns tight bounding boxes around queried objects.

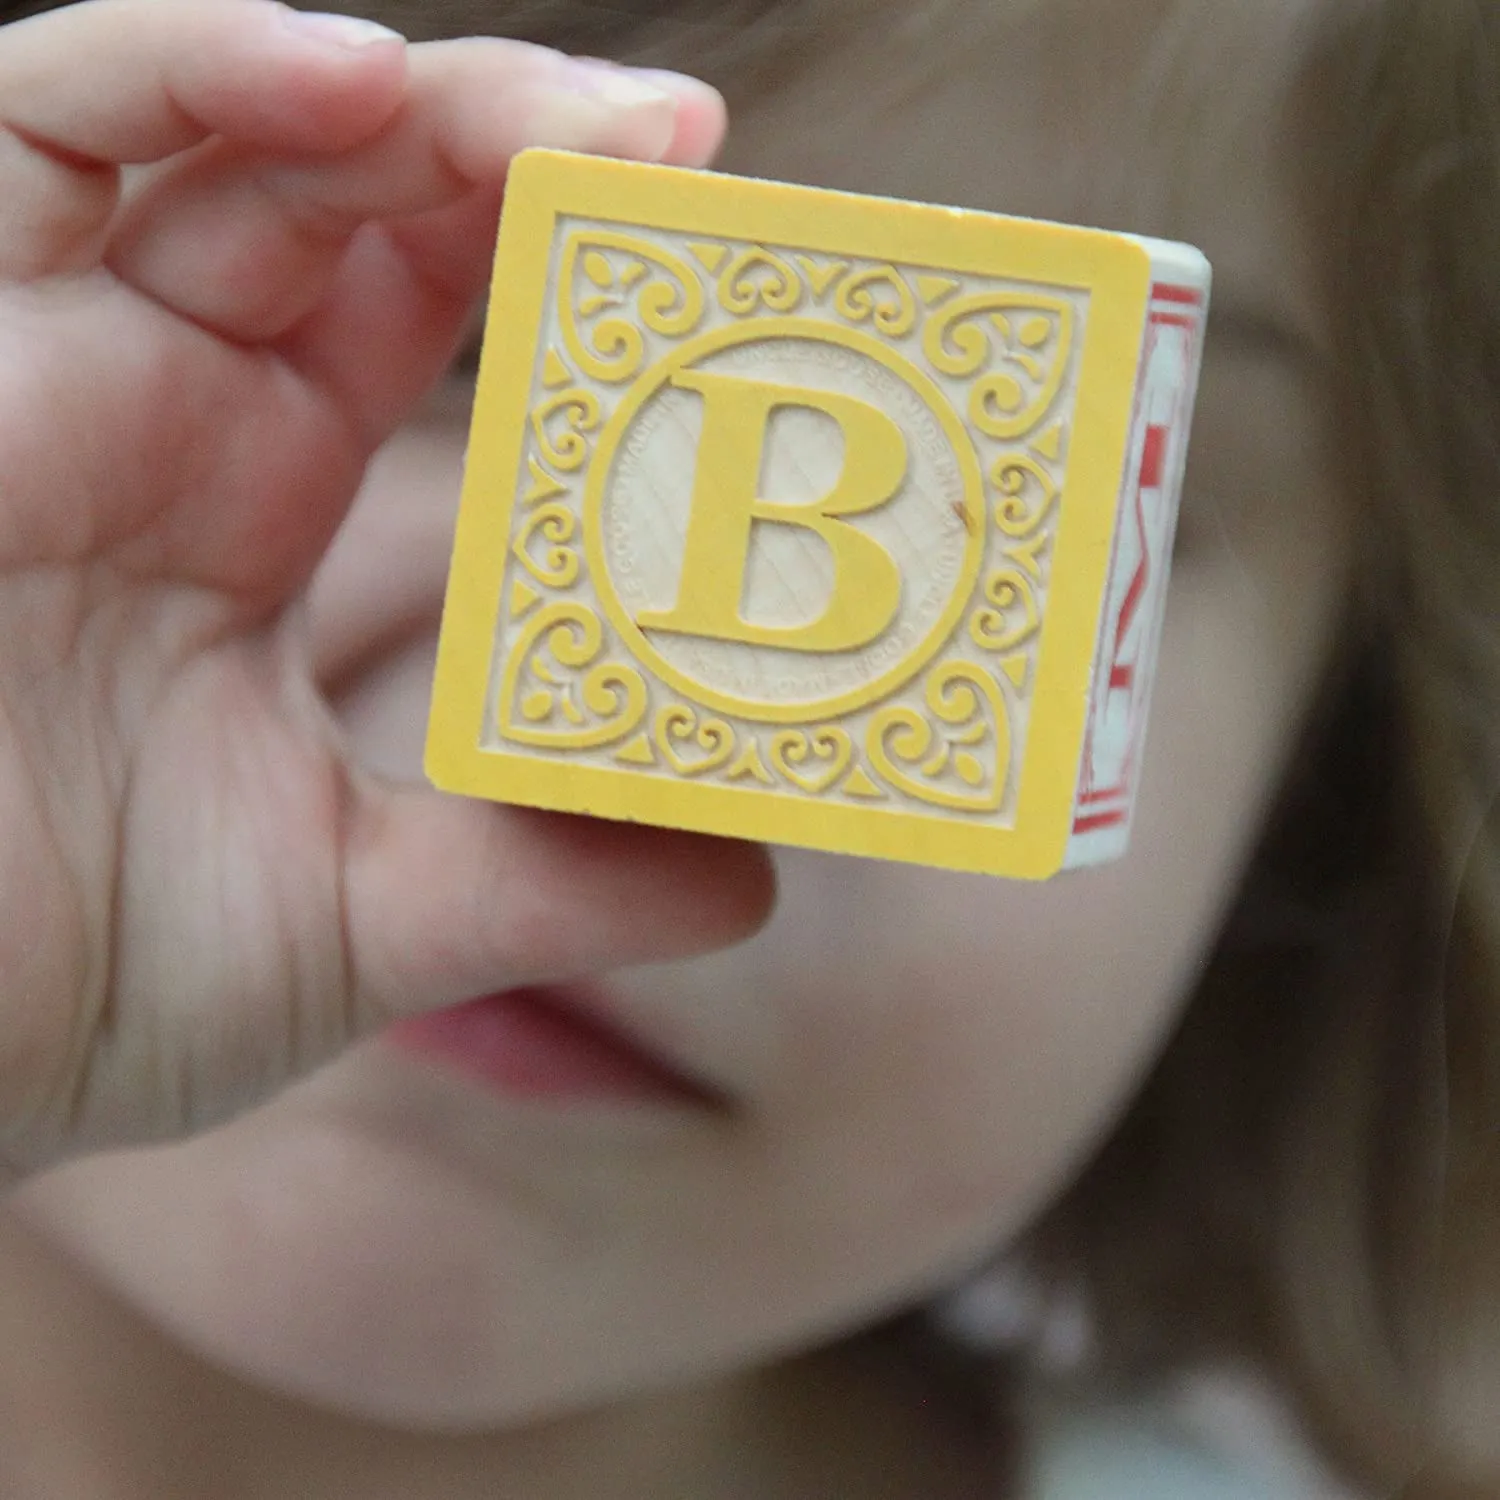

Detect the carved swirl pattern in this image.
[866,664,1009,811]
[513,502,579,589]
[970,566,1040,653]
[559,232,706,384]
[967,451,1057,662]
[498,603,647,749]
[769,728,853,794]
[655,705,736,776]
[833,266,917,337]
[990,454,1058,537]
[530,388,601,473]
[718,247,804,315]
[923,294,1073,441]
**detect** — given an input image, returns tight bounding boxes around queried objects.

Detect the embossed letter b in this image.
[636,370,906,653]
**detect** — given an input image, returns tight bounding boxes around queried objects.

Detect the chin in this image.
[14,1109,549,1426]
[13,1052,749,1430]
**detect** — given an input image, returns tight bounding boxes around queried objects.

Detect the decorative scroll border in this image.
[493,225,1080,816]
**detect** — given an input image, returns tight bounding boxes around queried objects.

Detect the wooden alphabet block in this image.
[426,150,1209,877]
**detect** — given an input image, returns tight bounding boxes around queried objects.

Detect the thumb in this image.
[340,777,776,1028]
[8,746,772,1175]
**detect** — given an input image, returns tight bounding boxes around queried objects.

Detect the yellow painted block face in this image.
[427,150,1209,878]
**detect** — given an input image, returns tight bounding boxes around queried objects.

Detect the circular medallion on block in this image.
[587,322,985,724]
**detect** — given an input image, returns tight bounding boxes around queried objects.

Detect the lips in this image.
[385,984,722,1107]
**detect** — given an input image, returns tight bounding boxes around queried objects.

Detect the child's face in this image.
[17,0,1349,1428]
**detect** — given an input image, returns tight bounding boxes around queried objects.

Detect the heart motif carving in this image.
[655,706,736,776]
[769,728,853,795]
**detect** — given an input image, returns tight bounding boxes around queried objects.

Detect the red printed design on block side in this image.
[1070,284,1205,842]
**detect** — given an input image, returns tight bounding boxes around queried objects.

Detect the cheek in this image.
[736,859,1207,1275]
[738,491,1348,1274]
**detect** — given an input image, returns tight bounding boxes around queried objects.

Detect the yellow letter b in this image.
[636,370,907,653]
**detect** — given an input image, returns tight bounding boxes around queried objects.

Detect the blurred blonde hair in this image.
[1032,5,1500,1493]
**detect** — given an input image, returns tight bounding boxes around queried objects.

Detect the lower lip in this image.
[386,986,710,1105]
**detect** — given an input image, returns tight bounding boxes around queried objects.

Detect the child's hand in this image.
[0,0,767,1176]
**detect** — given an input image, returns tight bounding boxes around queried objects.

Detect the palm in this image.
[0,0,763,1173]
[0,273,372,1155]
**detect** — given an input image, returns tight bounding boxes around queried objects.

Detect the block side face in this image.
[430,153,1158,879]
[1064,272,1210,868]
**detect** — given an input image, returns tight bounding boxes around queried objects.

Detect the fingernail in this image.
[619,66,714,99]
[560,57,678,110]
[281,8,407,49]
[526,59,680,161]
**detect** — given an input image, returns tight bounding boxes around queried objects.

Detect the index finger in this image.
[0,0,406,275]
[0,0,407,162]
